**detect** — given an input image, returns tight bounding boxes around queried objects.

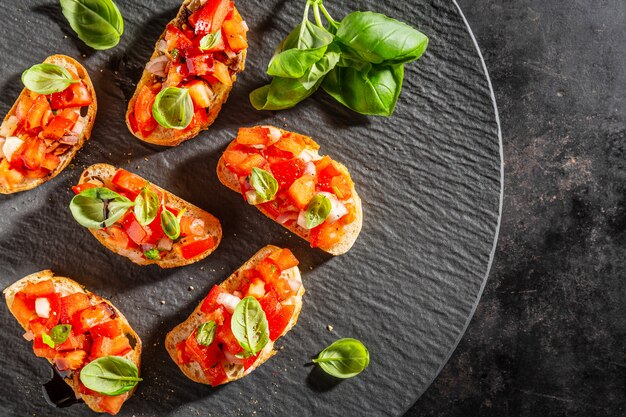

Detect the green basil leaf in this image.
[196,321,217,347]
[133,184,159,226]
[250,168,278,203]
[312,338,370,378]
[50,324,72,344]
[42,333,55,348]
[144,248,160,260]
[321,64,404,116]
[336,11,428,65]
[152,87,193,129]
[199,31,222,51]
[79,356,142,396]
[60,0,125,50]
[267,21,333,78]
[160,208,181,240]
[21,63,78,94]
[305,194,331,229]
[70,187,134,229]
[231,296,269,357]
[250,47,340,111]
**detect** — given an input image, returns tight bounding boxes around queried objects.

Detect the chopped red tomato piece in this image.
[236,127,269,146]
[72,302,115,335]
[89,319,122,340]
[40,154,61,171]
[33,335,57,359]
[184,331,223,369]
[310,222,344,250]
[262,145,294,164]
[121,212,148,246]
[215,313,242,354]
[194,0,232,34]
[41,116,74,140]
[204,363,228,387]
[222,19,248,52]
[259,289,295,340]
[50,82,92,109]
[165,24,194,52]
[90,335,132,358]
[59,292,91,323]
[98,394,126,415]
[288,176,316,209]
[25,95,51,132]
[112,169,148,195]
[201,285,224,313]
[11,292,36,324]
[22,280,55,298]
[180,236,215,259]
[237,153,267,175]
[133,86,158,136]
[57,333,91,352]
[274,134,306,156]
[72,182,97,195]
[105,225,135,250]
[256,259,280,283]
[21,139,46,171]
[268,249,299,271]
[185,80,213,108]
[55,350,87,371]
[242,353,258,370]
[186,54,214,76]
[212,60,232,86]
[15,95,34,121]
[269,158,305,190]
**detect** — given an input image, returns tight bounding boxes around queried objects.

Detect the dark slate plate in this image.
[0,0,502,416]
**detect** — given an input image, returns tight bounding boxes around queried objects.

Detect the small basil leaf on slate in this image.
[312,338,370,378]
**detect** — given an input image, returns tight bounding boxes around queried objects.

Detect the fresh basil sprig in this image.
[249,0,428,116]
[79,356,142,396]
[249,168,278,203]
[305,194,331,229]
[196,321,217,347]
[152,87,194,129]
[231,296,269,357]
[21,63,79,95]
[50,324,72,345]
[60,0,124,50]
[134,184,159,226]
[199,31,222,51]
[42,333,56,348]
[312,338,370,378]
[70,187,134,229]
[161,207,185,240]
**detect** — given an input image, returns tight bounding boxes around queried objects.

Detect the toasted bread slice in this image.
[216,127,363,255]
[4,270,142,414]
[165,245,304,385]
[0,55,97,194]
[75,163,222,268]
[125,0,247,146]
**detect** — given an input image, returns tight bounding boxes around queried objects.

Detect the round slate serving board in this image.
[0,0,502,416]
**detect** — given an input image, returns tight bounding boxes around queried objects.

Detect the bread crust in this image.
[216,127,363,255]
[75,163,222,268]
[3,270,142,414]
[0,55,97,194]
[165,245,304,385]
[125,0,247,146]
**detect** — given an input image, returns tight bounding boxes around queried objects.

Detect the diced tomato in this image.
[144,206,165,245]
[50,82,92,110]
[270,158,305,191]
[222,19,247,52]
[223,149,250,174]
[188,8,202,28]
[274,135,306,156]
[28,318,49,336]
[55,349,87,371]
[268,249,299,271]
[72,302,115,335]
[40,154,61,171]
[184,331,223,369]
[33,335,57,359]
[41,109,53,127]
[15,95,34,121]
[186,54,214,76]
[121,212,148,246]
[185,80,212,108]
[24,167,49,179]
[133,86,158,136]
[215,313,242,354]
[72,182,97,195]
[310,222,344,250]
[89,319,122,340]
[58,108,80,124]
[329,174,353,200]
[128,111,139,133]
[288,176,316,209]
[237,153,267,176]
[256,259,280,283]
[318,159,342,178]
[41,116,74,140]
[105,225,135,250]
[165,62,190,87]
[181,107,209,133]
[194,0,231,34]
[59,292,91,323]
[201,285,224,313]
[176,340,191,364]
[57,333,91,352]
[236,127,269,146]
[165,24,194,52]
[22,280,55,298]
[245,278,266,299]
[341,203,357,225]
[90,335,132,358]
[99,394,127,415]
[180,236,215,259]
[204,363,228,387]
[37,293,61,329]
[0,160,24,189]
[212,60,232,86]
[242,353,258,370]
[259,289,295,340]
[10,292,36,324]
[21,139,46,171]
[112,169,148,195]
[180,216,204,237]
[25,95,51,132]
[262,145,293,165]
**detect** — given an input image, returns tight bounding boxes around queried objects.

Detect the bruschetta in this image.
[4,270,142,415]
[166,245,304,386]
[217,126,362,255]
[126,0,248,146]
[70,163,222,267]
[0,55,97,193]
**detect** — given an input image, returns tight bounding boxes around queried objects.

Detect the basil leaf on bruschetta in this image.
[21,63,79,95]
[217,126,362,255]
[60,0,125,50]
[71,164,221,268]
[249,167,278,204]
[313,338,370,378]
[80,356,142,396]
[49,324,72,344]
[152,87,194,130]
[166,246,304,386]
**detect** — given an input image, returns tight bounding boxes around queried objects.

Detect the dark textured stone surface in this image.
[406,0,626,416]
[0,1,501,416]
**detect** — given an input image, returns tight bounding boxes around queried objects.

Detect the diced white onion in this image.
[319,192,348,224]
[35,297,51,318]
[157,40,168,53]
[0,115,19,138]
[216,293,241,314]
[287,279,302,293]
[251,144,266,150]
[157,237,173,251]
[276,212,298,225]
[246,190,262,205]
[146,55,169,77]
[189,219,205,236]
[297,149,322,162]
[3,136,24,162]
[262,126,281,144]
[224,350,244,364]
[303,161,316,176]
[22,331,34,341]
[246,280,265,298]
[141,243,155,252]
[297,210,307,229]
[59,135,79,145]
[71,117,86,135]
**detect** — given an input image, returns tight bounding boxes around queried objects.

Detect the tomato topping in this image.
[15,95,34,121]
[105,225,135,250]
[215,313,242,354]
[184,331,223,369]
[72,302,115,335]
[22,280,55,298]
[121,212,149,246]
[310,222,344,250]
[133,86,158,136]
[256,259,280,283]
[262,145,294,165]
[269,158,305,190]
[57,333,91,352]
[25,95,51,132]
[242,354,258,370]
[200,285,224,313]
[11,292,36,325]
[268,248,299,271]
[165,24,194,52]
[50,82,92,109]
[259,289,295,340]
[41,116,74,140]
[40,154,61,171]
[90,335,132,359]
[204,363,228,387]
[287,176,316,209]
[55,350,88,371]
[21,139,46,171]
[33,335,57,359]
[212,60,232,86]
[237,153,267,175]
[112,169,148,195]
[180,236,215,259]
[185,80,212,108]
[222,19,248,52]
[186,54,215,76]
[59,292,91,323]
[89,319,122,340]
[236,126,269,146]
[72,182,97,195]
[98,394,126,415]
[194,0,231,34]
[274,134,306,156]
